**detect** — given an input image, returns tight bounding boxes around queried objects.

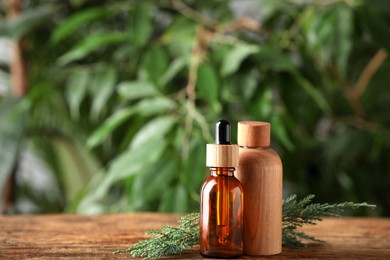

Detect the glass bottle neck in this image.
[210,167,235,177]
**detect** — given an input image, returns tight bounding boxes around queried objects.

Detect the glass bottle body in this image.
[200,167,244,258]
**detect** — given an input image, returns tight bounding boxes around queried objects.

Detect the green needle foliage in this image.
[114,213,200,259]
[114,195,376,259]
[281,194,375,247]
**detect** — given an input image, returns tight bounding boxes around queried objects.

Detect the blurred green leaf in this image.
[83,138,168,204]
[183,137,206,199]
[87,107,136,149]
[58,32,128,64]
[130,1,153,46]
[158,58,186,88]
[130,116,176,149]
[257,47,295,72]
[303,4,352,75]
[140,47,169,89]
[51,7,108,44]
[258,0,295,20]
[241,69,259,100]
[136,97,176,116]
[0,5,57,39]
[303,7,333,65]
[158,188,175,212]
[107,138,167,181]
[171,184,189,213]
[118,80,157,100]
[87,97,175,148]
[248,87,272,119]
[293,73,331,115]
[162,17,196,57]
[89,67,117,119]
[271,114,295,151]
[197,64,219,106]
[361,2,390,52]
[159,183,189,213]
[65,69,90,119]
[69,0,88,7]
[334,6,353,75]
[129,159,178,210]
[0,24,8,38]
[53,140,94,202]
[221,44,259,76]
[110,139,167,182]
[0,99,27,196]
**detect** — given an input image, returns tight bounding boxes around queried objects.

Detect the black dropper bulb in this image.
[215,119,231,145]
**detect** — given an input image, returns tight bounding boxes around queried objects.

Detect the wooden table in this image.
[0,213,389,259]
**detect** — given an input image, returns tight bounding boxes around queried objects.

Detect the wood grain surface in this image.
[237,122,270,147]
[206,144,239,167]
[237,147,283,256]
[1,214,390,259]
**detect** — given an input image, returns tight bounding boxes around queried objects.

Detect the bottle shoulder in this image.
[201,175,243,192]
[239,147,282,165]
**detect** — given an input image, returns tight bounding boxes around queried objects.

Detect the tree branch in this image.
[171,0,217,28]
[217,16,269,35]
[182,26,205,160]
[328,48,388,117]
[9,0,27,97]
[353,48,388,98]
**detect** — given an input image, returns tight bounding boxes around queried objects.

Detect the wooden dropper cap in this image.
[206,120,239,167]
[238,121,271,147]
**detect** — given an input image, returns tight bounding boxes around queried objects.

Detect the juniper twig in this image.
[113,213,199,259]
[114,195,375,259]
[281,194,375,247]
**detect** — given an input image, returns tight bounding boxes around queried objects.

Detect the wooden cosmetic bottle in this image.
[200,120,243,258]
[236,121,283,256]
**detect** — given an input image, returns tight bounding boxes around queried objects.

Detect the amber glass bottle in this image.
[200,120,243,258]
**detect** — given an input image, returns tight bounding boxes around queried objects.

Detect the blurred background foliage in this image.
[0,0,389,216]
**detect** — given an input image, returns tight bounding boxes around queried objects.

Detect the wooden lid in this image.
[206,144,239,167]
[238,121,270,147]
